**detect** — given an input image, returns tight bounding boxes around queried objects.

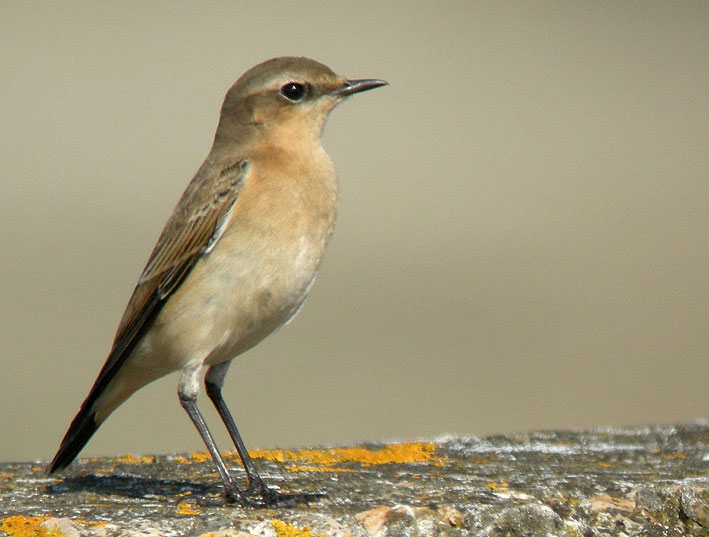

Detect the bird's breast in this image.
[156,148,338,367]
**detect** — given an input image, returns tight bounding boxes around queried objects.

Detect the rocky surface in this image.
[1,424,707,536]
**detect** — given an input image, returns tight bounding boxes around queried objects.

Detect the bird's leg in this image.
[178,367,248,505]
[205,362,324,507]
[204,362,265,492]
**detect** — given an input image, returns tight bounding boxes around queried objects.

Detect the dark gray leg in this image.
[204,361,324,506]
[204,361,265,493]
[178,366,246,504]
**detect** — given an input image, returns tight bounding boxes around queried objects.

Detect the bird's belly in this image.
[148,231,325,369]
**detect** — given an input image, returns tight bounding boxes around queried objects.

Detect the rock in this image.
[0,424,706,537]
[477,503,564,537]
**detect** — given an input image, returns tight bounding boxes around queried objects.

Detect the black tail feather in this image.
[47,284,169,475]
[47,244,195,475]
[47,405,100,474]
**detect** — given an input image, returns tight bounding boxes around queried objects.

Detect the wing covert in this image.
[115,158,249,345]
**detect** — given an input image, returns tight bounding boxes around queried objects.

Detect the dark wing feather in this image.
[48,158,249,474]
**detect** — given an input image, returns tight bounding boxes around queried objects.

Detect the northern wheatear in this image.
[48,57,387,506]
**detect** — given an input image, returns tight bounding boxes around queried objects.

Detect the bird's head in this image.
[215,57,387,148]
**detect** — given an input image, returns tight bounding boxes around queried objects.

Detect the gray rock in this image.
[1,424,706,537]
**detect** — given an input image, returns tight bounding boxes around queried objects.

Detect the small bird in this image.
[47,57,387,506]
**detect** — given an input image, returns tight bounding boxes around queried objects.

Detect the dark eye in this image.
[280,82,307,101]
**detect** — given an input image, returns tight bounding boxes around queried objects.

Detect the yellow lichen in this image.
[175,501,201,516]
[93,467,117,473]
[189,452,213,463]
[271,520,325,537]
[1,516,53,537]
[251,442,441,467]
[0,515,107,537]
[115,454,155,464]
[172,442,443,472]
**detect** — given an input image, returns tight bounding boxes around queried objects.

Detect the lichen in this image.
[271,519,326,537]
[250,442,441,467]
[0,516,56,537]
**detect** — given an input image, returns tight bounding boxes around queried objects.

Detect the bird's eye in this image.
[280,82,307,102]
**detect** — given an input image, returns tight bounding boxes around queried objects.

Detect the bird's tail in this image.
[48,268,170,475]
[47,398,101,474]
[47,345,138,475]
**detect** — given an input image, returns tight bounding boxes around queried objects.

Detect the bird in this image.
[47,56,387,506]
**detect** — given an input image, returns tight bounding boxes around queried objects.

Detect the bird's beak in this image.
[333,78,388,97]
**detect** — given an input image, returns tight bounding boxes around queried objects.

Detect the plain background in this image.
[1,3,707,464]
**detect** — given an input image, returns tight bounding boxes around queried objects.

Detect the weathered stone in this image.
[1,424,706,537]
[39,518,82,537]
[477,503,564,537]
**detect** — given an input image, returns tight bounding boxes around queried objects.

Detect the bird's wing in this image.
[47,158,249,473]
[112,158,249,366]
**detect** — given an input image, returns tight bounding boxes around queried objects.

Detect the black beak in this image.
[333,78,388,97]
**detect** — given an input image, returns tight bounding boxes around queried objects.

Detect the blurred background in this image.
[1,3,707,463]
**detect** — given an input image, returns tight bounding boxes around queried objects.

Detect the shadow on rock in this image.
[46,474,215,499]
